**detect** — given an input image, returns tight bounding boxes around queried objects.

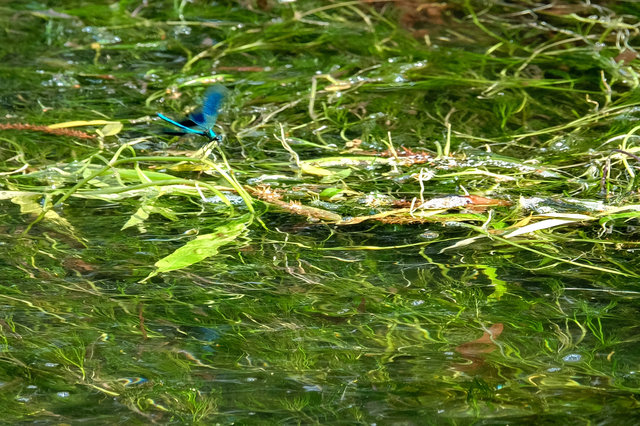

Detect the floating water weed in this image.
[1,0,640,423]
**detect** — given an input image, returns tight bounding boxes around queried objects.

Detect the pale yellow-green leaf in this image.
[100,122,123,136]
[121,205,151,231]
[483,266,508,300]
[11,194,86,245]
[48,120,116,129]
[113,168,180,182]
[142,218,249,282]
[504,218,588,238]
[320,168,351,183]
[10,194,42,215]
[0,190,39,200]
[122,199,179,232]
[151,206,179,222]
[300,163,333,176]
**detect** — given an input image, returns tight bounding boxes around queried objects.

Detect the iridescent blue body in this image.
[157,85,227,141]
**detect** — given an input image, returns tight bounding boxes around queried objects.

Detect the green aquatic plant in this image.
[1,0,640,423]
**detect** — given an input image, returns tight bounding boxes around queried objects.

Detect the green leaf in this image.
[121,205,150,232]
[48,120,117,129]
[121,196,180,232]
[483,266,508,300]
[319,187,343,199]
[141,217,250,282]
[320,168,351,183]
[99,122,123,137]
[112,168,180,182]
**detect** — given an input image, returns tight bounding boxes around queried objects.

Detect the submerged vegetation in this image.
[1,0,640,422]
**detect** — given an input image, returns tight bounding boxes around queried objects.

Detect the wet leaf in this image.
[300,163,333,176]
[142,217,250,282]
[319,187,343,199]
[98,122,123,137]
[504,217,592,238]
[48,120,118,129]
[122,205,151,232]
